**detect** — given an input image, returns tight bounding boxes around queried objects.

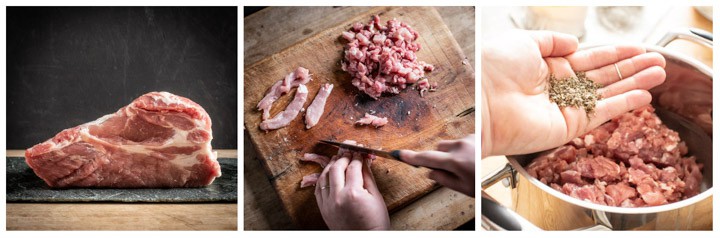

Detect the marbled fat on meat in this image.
[25,92,221,188]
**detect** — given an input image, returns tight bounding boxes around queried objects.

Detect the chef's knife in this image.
[319,140,402,160]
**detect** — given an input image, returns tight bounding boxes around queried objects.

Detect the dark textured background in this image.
[6,7,238,149]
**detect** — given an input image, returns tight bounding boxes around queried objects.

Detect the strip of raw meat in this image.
[301,153,330,167]
[260,84,309,131]
[299,140,377,188]
[300,173,320,188]
[25,92,221,188]
[305,83,334,129]
[257,67,312,120]
[340,16,434,99]
[356,113,388,127]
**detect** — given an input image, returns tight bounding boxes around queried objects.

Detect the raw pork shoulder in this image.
[25,92,221,188]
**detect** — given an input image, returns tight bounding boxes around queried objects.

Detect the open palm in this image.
[482,30,666,156]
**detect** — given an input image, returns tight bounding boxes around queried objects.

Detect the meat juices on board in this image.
[526,106,703,207]
[25,92,221,188]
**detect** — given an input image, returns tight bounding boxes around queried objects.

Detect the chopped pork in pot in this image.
[341,15,436,99]
[526,105,703,207]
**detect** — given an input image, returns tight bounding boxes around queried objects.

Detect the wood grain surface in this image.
[6,203,237,230]
[243,6,475,229]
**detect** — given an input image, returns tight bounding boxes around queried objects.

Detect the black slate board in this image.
[6,157,237,203]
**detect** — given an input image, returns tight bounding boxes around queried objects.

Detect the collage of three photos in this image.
[2,4,715,232]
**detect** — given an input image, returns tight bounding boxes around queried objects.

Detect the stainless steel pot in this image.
[481,28,713,231]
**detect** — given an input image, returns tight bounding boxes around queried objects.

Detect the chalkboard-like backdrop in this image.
[7,7,237,149]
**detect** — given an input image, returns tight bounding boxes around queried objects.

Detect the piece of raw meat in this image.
[305,83,334,129]
[300,173,320,188]
[300,153,330,167]
[299,140,376,188]
[340,15,435,99]
[257,67,312,120]
[526,106,703,207]
[356,113,388,127]
[260,84,309,131]
[24,92,221,188]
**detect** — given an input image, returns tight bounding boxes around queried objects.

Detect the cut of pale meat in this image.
[301,153,330,167]
[305,83,334,129]
[356,113,388,127]
[300,173,320,188]
[299,140,377,188]
[340,16,434,99]
[260,84,309,131]
[25,92,221,188]
[257,67,312,120]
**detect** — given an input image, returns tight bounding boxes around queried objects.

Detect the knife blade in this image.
[319,140,401,160]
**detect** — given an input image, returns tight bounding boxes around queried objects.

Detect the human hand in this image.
[482,30,666,157]
[399,135,475,197]
[314,151,390,230]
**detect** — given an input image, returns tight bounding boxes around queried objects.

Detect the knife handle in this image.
[389,150,419,168]
[390,150,401,160]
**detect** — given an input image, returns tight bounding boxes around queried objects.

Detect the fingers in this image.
[361,158,381,195]
[528,30,579,57]
[597,66,666,99]
[328,155,350,191]
[399,150,454,171]
[567,45,646,72]
[436,140,461,152]
[588,90,652,131]
[585,52,666,86]
[428,170,473,196]
[315,159,335,199]
[344,152,364,189]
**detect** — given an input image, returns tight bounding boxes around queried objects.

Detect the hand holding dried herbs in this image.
[547,72,601,116]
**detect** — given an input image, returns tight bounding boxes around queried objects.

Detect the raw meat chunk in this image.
[305,83,334,129]
[340,16,435,99]
[355,113,388,128]
[25,92,221,188]
[301,153,330,167]
[526,106,703,207]
[300,173,320,188]
[257,67,312,120]
[260,84,309,131]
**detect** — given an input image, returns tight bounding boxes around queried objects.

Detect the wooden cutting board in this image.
[243,6,475,228]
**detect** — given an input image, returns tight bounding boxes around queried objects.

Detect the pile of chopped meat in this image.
[299,140,376,188]
[526,105,703,207]
[341,15,435,99]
